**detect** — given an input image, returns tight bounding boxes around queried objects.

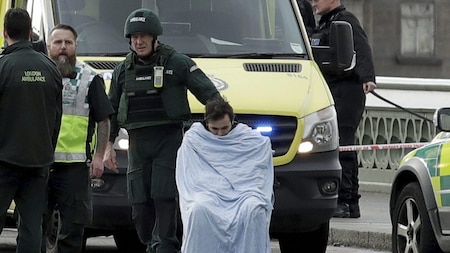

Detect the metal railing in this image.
[352,76,450,186]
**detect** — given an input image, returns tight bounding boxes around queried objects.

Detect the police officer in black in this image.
[311,0,376,218]
[0,8,62,252]
[104,8,220,253]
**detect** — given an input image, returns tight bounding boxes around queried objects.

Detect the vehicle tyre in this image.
[392,182,442,253]
[278,221,329,253]
[45,208,61,253]
[113,231,146,252]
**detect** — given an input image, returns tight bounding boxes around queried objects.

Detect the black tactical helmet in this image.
[124,8,163,38]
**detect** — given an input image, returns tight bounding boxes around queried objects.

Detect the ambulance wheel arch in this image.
[391,182,440,253]
[390,158,446,253]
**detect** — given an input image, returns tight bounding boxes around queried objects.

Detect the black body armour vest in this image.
[125,61,167,123]
[118,45,192,127]
[118,48,170,125]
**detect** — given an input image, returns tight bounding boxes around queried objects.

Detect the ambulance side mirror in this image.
[434,107,450,132]
[311,21,355,74]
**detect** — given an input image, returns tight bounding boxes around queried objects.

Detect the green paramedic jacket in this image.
[0,41,62,167]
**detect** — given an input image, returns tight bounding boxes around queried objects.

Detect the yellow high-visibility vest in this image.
[54,62,96,163]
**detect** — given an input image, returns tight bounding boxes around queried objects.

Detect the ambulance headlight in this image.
[299,106,339,153]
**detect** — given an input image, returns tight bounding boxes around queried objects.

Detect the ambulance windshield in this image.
[53,0,307,57]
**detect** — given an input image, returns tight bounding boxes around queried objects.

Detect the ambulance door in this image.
[0,0,15,49]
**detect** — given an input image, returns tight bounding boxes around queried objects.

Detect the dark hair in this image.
[49,24,78,40]
[204,97,234,123]
[3,8,32,41]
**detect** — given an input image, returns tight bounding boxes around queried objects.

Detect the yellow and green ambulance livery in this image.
[400,132,450,208]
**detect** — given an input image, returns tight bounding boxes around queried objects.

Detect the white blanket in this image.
[176,122,274,253]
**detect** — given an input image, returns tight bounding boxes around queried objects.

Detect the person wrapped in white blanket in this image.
[176,97,274,253]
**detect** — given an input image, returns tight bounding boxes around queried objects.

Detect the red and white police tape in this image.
[339,142,428,152]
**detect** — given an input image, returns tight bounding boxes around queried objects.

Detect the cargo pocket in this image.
[127,169,149,204]
[151,165,177,200]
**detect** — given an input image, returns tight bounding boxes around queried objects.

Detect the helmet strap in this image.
[151,38,158,54]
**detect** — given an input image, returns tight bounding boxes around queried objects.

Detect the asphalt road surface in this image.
[0,228,389,253]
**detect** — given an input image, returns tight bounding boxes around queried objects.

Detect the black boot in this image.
[349,202,360,218]
[332,203,350,218]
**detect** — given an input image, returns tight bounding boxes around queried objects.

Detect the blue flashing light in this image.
[255,126,273,135]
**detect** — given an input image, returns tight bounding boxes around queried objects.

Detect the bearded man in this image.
[40,24,115,253]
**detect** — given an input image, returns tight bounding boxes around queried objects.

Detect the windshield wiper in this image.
[79,52,129,57]
[98,52,129,57]
[194,53,308,59]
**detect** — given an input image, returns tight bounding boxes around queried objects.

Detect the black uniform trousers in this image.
[127,124,182,253]
[42,162,91,253]
[329,80,365,204]
[0,162,49,253]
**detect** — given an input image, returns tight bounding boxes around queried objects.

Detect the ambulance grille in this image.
[243,63,301,72]
[185,114,297,157]
[85,61,302,73]
[85,61,120,70]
